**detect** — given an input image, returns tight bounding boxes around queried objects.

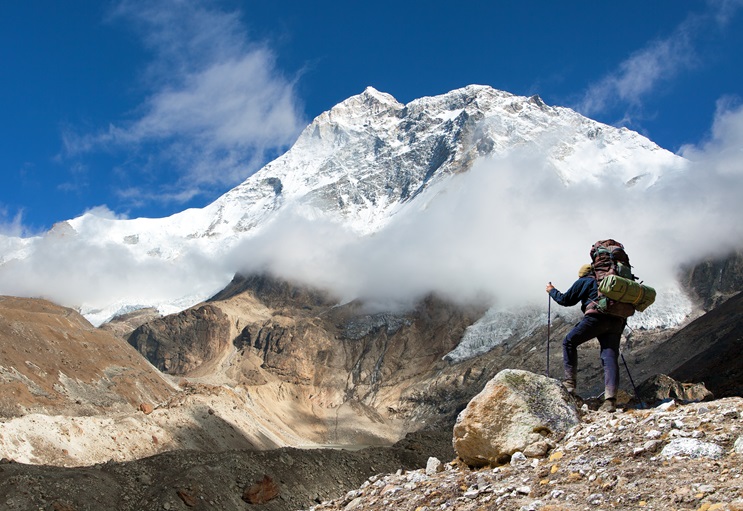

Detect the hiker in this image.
[546,263,625,412]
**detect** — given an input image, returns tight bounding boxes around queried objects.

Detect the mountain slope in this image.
[0,296,176,417]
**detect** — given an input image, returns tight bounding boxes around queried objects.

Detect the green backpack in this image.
[588,239,656,316]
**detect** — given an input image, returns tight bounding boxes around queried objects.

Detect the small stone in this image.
[426,457,443,475]
[515,486,531,495]
[343,489,362,503]
[510,451,527,466]
[709,504,728,511]
[464,489,480,499]
[643,440,662,453]
[523,441,551,458]
[137,474,153,485]
[661,438,724,460]
[657,400,677,411]
[587,493,603,505]
[345,497,365,510]
[139,403,154,415]
[646,429,662,439]
[176,489,198,507]
[549,451,564,462]
[734,436,743,454]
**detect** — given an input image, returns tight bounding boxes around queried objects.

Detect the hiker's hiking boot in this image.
[599,398,616,413]
[562,379,576,395]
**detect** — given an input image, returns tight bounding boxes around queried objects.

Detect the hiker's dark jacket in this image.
[549,275,598,313]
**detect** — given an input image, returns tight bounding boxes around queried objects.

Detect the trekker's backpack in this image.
[587,239,656,317]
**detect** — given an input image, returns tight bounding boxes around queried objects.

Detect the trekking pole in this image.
[620,352,644,409]
[620,324,644,408]
[546,289,552,378]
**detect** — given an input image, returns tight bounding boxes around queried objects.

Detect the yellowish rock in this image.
[549,451,564,461]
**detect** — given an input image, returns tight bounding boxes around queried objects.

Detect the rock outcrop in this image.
[128,304,231,375]
[682,250,743,310]
[452,369,580,467]
[637,373,714,406]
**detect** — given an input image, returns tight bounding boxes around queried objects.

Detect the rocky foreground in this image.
[307,398,743,511]
[2,397,741,511]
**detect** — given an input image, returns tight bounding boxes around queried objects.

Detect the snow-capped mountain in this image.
[0,85,688,330]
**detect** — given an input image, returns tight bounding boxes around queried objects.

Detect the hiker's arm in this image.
[548,279,585,307]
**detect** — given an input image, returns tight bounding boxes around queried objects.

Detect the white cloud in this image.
[578,23,697,117]
[0,207,26,237]
[0,229,231,324]
[577,1,742,118]
[227,151,654,312]
[62,0,306,205]
[82,205,129,220]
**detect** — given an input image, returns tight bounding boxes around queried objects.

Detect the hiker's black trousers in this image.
[563,313,625,399]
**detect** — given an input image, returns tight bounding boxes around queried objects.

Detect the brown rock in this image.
[52,502,76,511]
[452,369,580,467]
[139,403,154,415]
[637,374,714,406]
[242,474,280,504]
[176,489,198,507]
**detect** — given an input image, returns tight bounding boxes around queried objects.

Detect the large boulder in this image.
[452,369,580,467]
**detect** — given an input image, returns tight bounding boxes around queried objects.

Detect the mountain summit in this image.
[1,85,685,324]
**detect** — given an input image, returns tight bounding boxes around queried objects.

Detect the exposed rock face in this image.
[452,369,580,467]
[210,273,338,309]
[124,273,485,445]
[682,250,743,310]
[667,290,743,398]
[0,296,175,417]
[128,304,231,375]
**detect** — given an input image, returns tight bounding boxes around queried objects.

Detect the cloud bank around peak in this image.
[231,105,743,316]
[2,101,741,325]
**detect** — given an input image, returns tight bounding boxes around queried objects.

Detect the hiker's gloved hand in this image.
[546,283,554,293]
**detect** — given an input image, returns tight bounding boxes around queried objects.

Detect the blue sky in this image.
[2,0,742,236]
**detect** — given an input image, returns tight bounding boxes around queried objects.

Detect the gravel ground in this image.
[307,398,743,511]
